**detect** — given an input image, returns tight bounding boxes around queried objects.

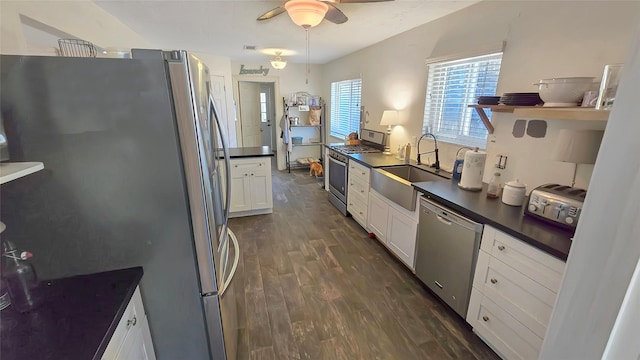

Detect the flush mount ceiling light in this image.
[270,51,288,70]
[284,0,329,29]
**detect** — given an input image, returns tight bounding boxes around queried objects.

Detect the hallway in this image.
[228,168,499,359]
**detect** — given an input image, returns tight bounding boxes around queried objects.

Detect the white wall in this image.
[322,0,638,190]
[230,61,324,169]
[0,0,151,54]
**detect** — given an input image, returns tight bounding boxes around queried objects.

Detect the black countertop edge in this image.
[94,267,144,359]
[413,181,572,261]
[347,153,453,179]
[1,267,144,360]
[227,146,274,158]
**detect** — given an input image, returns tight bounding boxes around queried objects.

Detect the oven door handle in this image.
[329,156,347,167]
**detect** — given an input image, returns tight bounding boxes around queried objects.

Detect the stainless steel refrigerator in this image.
[0,50,239,359]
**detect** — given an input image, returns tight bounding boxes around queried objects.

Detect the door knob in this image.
[490,278,498,284]
[482,316,489,322]
[498,245,505,251]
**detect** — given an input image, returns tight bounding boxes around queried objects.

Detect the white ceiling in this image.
[94,0,479,64]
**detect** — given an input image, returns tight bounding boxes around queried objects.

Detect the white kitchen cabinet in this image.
[367,189,419,269]
[386,206,418,268]
[467,225,566,360]
[102,286,156,360]
[347,160,370,228]
[229,157,273,217]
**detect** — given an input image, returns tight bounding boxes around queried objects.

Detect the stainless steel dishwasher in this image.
[415,197,483,318]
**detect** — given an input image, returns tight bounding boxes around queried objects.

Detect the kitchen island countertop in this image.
[1,267,143,360]
[228,146,274,158]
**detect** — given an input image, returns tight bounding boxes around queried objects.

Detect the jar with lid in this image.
[487,172,501,198]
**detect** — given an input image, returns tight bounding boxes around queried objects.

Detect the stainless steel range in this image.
[327,130,385,215]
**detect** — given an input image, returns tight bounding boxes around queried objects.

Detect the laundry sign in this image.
[239,65,269,76]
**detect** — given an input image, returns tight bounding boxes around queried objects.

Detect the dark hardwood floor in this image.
[228,165,499,360]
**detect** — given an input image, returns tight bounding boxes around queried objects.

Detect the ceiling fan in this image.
[257,0,393,27]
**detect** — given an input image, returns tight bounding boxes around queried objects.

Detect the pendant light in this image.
[270,51,287,70]
[284,0,328,29]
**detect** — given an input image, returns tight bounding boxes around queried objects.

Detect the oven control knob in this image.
[565,217,574,225]
[528,204,538,212]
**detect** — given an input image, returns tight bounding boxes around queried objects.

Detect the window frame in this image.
[330,78,362,139]
[422,52,503,148]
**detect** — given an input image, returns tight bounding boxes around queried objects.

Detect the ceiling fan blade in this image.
[337,0,393,3]
[257,6,286,21]
[324,3,348,24]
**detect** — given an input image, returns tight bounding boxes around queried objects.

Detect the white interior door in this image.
[238,81,262,147]
[211,75,236,147]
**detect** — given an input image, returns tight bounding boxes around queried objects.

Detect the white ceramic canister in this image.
[502,179,526,206]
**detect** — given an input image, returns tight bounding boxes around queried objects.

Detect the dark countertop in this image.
[1,267,143,360]
[228,146,274,158]
[413,181,573,260]
[337,150,572,260]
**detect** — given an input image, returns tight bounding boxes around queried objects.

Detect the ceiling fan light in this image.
[284,0,329,29]
[270,51,288,69]
[270,58,288,70]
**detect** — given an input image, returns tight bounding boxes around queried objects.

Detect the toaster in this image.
[525,184,587,229]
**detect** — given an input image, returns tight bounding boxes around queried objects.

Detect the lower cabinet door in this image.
[115,315,156,360]
[386,206,418,269]
[250,167,273,210]
[230,173,251,212]
[367,191,389,242]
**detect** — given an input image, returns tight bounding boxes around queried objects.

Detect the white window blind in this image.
[330,78,362,139]
[423,52,503,148]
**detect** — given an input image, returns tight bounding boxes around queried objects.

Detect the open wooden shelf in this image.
[469,105,610,133]
[0,162,44,184]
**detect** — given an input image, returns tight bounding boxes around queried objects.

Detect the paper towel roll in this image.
[458,150,486,191]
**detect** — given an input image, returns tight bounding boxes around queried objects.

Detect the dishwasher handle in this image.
[436,214,453,225]
[420,197,483,233]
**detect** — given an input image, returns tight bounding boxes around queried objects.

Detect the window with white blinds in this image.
[422,52,503,148]
[330,78,362,139]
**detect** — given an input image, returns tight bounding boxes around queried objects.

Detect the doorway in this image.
[237,81,276,148]
[233,75,284,170]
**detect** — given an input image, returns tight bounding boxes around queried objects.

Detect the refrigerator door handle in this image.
[209,95,231,250]
[219,228,240,296]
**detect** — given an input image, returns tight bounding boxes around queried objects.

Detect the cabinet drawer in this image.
[469,294,542,360]
[481,226,565,293]
[230,158,269,176]
[348,196,368,222]
[348,161,370,182]
[348,177,368,202]
[482,255,557,338]
[102,287,145,360]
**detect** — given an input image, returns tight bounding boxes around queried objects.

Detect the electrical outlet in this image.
[412,136,417,147]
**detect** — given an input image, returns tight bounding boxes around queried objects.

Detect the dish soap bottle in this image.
[487,172,501,199]
[404,143,411,163]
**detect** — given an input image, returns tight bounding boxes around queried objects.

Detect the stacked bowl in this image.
[533,77,595,107]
